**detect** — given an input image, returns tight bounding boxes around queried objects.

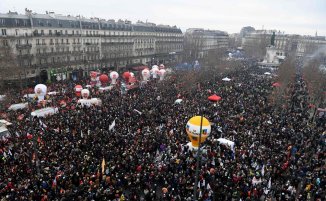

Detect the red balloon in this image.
[208,94,221,102]
[99,74,109,83]
[123,72,131,80]
[75,85,83,91]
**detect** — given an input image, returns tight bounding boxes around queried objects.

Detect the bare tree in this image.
[303,57,326,107]
[243,32,270,60]
[272,57,296,108]
[183,32,204,62]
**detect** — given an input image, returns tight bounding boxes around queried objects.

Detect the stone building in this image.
[0,9,183,83]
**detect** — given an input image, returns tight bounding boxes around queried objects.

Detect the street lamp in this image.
[193,109,204,201]
[193,95,220,200]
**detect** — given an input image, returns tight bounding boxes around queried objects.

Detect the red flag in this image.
[27,133,33,140]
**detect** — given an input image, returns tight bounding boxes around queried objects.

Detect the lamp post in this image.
[193,108,205,201]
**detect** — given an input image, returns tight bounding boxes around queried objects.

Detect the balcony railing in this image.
[16,44,32,49]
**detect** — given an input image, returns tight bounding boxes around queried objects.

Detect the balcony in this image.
[17,54,34,59]
[16,44,32,49]
[101,41,134,45]
[85,42,99,46]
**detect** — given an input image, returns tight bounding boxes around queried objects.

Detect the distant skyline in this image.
[0,0,325,36]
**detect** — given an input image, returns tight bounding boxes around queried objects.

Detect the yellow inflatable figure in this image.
[186,116,211,148]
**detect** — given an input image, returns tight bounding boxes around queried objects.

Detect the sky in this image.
[0,0,325,36]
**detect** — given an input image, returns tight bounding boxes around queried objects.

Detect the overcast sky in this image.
[1,0,325,36]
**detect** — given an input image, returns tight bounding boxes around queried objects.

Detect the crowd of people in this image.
[0,61,325,201]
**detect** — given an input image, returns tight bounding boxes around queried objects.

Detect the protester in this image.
[0,60,325,201]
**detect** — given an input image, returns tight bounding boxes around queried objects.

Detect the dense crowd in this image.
[0,61,325,201]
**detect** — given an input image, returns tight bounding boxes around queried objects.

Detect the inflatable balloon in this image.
[99,74,109,85]
[34,84,47,101]
[151,65,159,79]
[141,69,150,81]
[75,85,83,97]
[81,89,90,99]
[159,64,165,69]
[158,69,166,81]
[123,72,131,83]
[109,71,119,84]
[186,116,211,148]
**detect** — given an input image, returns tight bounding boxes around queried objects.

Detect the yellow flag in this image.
[101,158,105,174]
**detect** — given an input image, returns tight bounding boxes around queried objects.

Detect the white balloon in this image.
[141,69,150,81]
[152,65,159,69]
[109,71,119,84]
[34,84,47,101]
[158,69,166,80]
[81,89,90,99]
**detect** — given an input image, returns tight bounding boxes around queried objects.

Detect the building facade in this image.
[184,28,229,61]
[0,10,183,83]
[241,29,326,59]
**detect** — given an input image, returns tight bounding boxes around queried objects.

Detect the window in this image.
[66,39,69,44]
[2,40,8,46]
[65,30,68,35]
[72,30,74,35]
[76,30,79,35]
[50,39,53,45]
[1,29,6,35]
[49,30,52,35]
[42,39,45,45]
[61,39,64,44]
[41,30,44,35]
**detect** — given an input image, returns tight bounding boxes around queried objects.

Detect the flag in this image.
[27,133,33,140]
[267,178,271,189]
[17,114,24,121]
[39,120,47,128]
[101,158,105,174]
[109,119,116,131]
[133,109,142,115]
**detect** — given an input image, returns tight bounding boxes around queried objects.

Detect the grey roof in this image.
[0,13,29,19]
[0,13,31,27]
[0,11,182,33]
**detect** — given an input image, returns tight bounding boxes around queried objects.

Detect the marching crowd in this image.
[0,61,325,201]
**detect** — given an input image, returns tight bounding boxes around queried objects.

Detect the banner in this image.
[31,107,59,117]
[8,103,28,111]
